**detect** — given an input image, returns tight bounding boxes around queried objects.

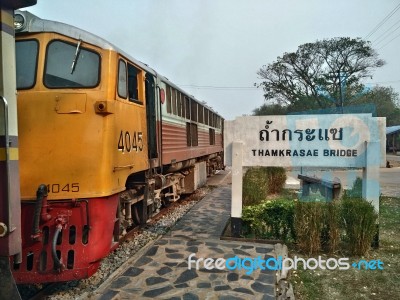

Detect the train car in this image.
[11,11,224,283]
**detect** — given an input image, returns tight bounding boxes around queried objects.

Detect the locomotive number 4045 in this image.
[118,130,144,153]
[47,183,80,193]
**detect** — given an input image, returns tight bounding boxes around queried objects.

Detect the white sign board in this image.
[225,114,385,168]
[224,114,386,227]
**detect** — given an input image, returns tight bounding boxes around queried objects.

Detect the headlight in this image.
[14,13,26,31]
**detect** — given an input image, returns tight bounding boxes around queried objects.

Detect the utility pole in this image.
[338,70,344,113]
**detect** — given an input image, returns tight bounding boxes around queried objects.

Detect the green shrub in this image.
[242,167,287,206]
[294,202,325,254]
[265,167,287,194]
[293,198,377,255]
[341,197,378,255]
[242,167,269,206]
[322,202,341,253]
[242,198,295,241]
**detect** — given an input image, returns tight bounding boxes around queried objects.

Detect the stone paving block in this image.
[227,272,239,282]
[157,266,173,276]
[141,284,174,298]
[109,277,131,289]
[121,267,143,277]
[93,186,277,300]
[97,289,119,300]
[144,245,159,256]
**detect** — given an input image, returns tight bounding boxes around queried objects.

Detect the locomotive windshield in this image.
[44,40,100,88]
[16,39,38,89]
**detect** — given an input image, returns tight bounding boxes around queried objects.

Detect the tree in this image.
[257,37,385,109]
[350,86,400,126]
[252,85,400,126]
[253,103,288,116]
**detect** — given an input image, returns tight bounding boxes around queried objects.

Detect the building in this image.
[386,125,400,153]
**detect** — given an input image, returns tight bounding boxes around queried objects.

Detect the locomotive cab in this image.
[12,11,224,284]
[13,11,152,283]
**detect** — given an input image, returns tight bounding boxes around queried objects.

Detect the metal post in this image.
[0,1,37,298]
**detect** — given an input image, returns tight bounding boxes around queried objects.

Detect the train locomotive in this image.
[11,11,224,283]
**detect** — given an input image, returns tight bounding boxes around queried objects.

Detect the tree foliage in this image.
[350,86,400,126]
[257,37,385,108]
[253,85,400,126]
[253,103,288,116]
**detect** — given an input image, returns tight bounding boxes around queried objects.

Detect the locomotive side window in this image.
[186,122,198,146]
[118,60,127,98]
[185,96,190,119]
[128,63,140,102]
[210,112,215,127]
[204,108,209,126]
[16,39,39,89]
[176,90,182,116]
[166,85,172,113]
[192,123,198,146]
[171,89,177,115]
[186,123,191,146]
[44,40,100,88]
[209,128,215,145]
[191,101,198,122]
[198,105,204,124]
[182,94,187,118]
[177,92,182,117]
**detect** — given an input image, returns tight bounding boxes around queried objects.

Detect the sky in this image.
[25,0,400,120]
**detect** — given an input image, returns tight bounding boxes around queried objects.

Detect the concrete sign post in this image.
[231,141,244,234]
[224,114,385,237]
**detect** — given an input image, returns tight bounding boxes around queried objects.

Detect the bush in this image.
[242,198,295,241]
[294,201,341,255]
[242,167,269,206]
[265,167,287,194]
[241,171,377,256]
[242,167,287,206]
[294,202,325,254]
[341,197,378,255]
[324,202,341,253]
[293,197,377,256]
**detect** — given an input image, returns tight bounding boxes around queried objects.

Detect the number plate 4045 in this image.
[118,130,144,153]
[47,183,80,193]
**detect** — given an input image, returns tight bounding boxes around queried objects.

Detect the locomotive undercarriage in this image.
[118,168,192,238]
[11,154,223,284]
[118,154,223,239]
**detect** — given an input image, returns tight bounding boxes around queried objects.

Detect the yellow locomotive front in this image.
[13,11,150,283]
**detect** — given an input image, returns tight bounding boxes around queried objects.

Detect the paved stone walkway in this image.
[90,185,276,300]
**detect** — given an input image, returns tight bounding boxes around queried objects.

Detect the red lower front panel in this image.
[11,195,119,284]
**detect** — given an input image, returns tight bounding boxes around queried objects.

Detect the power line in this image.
[372,18,400,46]
[378,30,400,50]
[179,80,400,91]
[178,84,259,90]
[365,3,400,40]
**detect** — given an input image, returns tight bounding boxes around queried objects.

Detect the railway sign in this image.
[224,114,386,236]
